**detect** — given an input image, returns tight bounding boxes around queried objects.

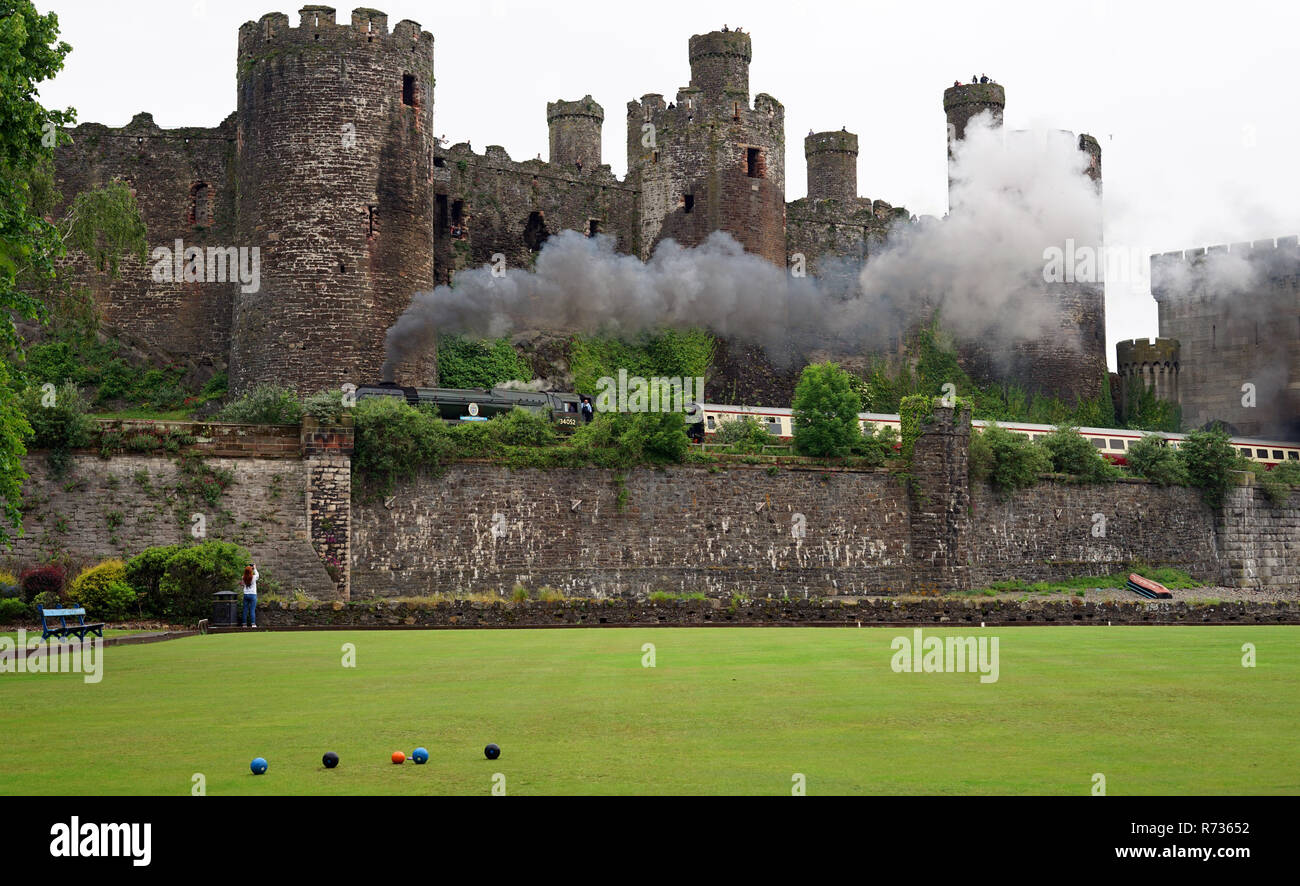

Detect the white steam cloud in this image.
[382,115,1103,381]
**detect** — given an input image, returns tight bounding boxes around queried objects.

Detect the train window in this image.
[1090,438,1106,448]
[1272,450,1283,460]
[1240,448,1252,457]
[1256,449,1268,458]
[706,417,716,430]
[1109,440,1124,450]
[1288,452,1298,460]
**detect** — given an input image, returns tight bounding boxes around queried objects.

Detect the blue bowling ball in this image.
[250,757,268,775]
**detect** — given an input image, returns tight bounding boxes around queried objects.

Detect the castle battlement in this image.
[237,6,431,60]
[1117,337,1180,366]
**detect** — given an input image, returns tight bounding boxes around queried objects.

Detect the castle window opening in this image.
[524,211,550,252]
[451,200,464,224]
[746,147,764,178]
[189,182,210,226]
[339,261,347,273]
[436,195,448,231]
[684,194,694,213]
[588,219,600,238]
[652,150,659,164]
[433,156,445,168]
[367,205,378,238]
[402,74,417,107]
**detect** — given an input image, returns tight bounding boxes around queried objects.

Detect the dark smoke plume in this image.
[382,115,1103,380]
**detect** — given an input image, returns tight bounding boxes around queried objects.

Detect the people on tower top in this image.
[979,73,989,83]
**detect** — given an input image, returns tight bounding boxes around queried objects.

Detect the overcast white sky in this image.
[33,0,1299,370]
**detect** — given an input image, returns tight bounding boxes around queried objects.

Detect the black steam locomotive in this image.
[356,382,586,431]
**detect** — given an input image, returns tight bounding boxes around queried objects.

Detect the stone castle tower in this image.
[231,7,436,394]
[626,29,787,267]
[942,82,1108,403]
[1151,237,1300,439]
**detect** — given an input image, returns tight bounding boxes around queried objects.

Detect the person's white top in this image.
[244,567,259,595]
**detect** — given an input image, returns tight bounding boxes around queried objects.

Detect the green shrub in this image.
[301,389,349,424]
[31,590,62,612]
[489,407,556,447]
[1125,435,1188,486]
[158,541,251,620]
[970,425,1052,492]
[435,335,533,389]
[125,544,184,617]
[1251,461,1300,507]
[19,382,93,476]
[569,411,687,466]
[716,416,773,454]
[69,560,135,620]
[1179,429,1242,508]
[850,424,899,466]
[792,362,862,458]
[1037,426,1118,483]
[353,396,452,494]
[213,385,303,425]
[0,598,32,623]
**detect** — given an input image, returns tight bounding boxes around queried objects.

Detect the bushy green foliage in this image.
[1250,461,1300,508]
[715,415,774,454]
[850,424,899,467]
[213,385,303,424]
[969,425,1052,492]
[352,397,453,494]
[18,381,93,475]
[488,407,556,447]
[791,363,862,458]
[158,541,251,620]
[1125,435,1188,486]
[301,389,349,424]
[568,410,687,466]
[68,560,135,621]
[1122,375,1182,432]
[1037,426,1119,483]
[1179,429,1242,509]
[0,598,32,623]
[0,359,31,548]
[568,329,714,398]
[897,394,932,462]
[435,335,533,389]
[125,544,183,617]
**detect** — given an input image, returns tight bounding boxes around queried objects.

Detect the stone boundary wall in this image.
[249,597,1300,628]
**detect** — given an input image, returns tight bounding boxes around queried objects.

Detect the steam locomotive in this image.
[356,382,586,431]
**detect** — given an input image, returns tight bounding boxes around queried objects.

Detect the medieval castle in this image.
[50,6,1298,437]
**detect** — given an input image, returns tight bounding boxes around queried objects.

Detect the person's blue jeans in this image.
[242,593,257,627]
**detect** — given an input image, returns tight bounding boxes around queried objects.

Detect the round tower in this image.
[1116,338,1180,420]
[688,29,751,103]
[943,82,1005,149]
[231,6,436,396]
[547,95,603,170]
[805,130,858,202]
[1078,133,1102,190]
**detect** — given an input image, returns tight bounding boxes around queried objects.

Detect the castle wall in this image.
[52,113,237,365]
[1153,237,1300,439]
[230,9,436,396]
[432,143,639,287]
[13,453,336,598]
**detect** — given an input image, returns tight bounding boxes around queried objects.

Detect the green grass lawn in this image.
[1,627,1296,795]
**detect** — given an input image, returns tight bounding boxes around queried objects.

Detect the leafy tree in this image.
[124,544,184,617]
[969,424,1052,492]
[1125,435,1187,486]
[17,380,92,476]
[1037,426,1118,483]
[158,541,251,620]
[716,415,774,454]
[791,362,861,457]
[1178,428,1242,508]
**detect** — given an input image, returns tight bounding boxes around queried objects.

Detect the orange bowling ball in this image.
[391,751,406,764]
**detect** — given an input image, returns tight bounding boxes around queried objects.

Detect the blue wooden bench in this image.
[39,607,105,642]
